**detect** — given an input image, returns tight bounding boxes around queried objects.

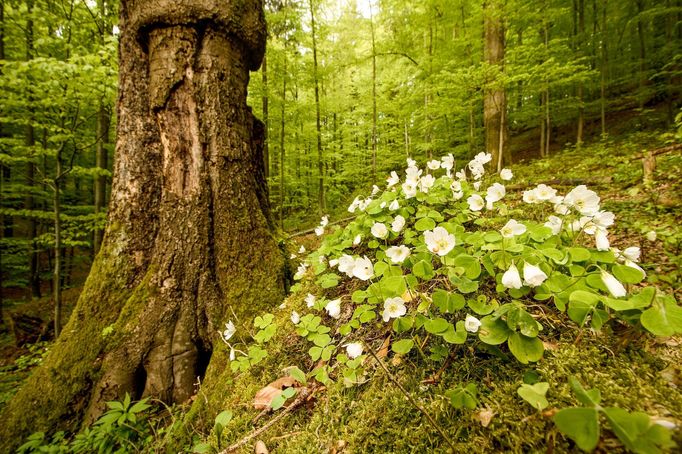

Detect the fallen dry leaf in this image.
[377,335,391,359]
[475,408,495,427]
[254,440,268,454]
[253,376,298,410]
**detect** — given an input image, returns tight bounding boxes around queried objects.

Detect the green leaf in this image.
[414,217,436,231]
[192,442,214,453]
[442,322,467,344]
[478,316,512,345]
[254,314,275,329]
[445,384,479,410]
[412,260,434,280]
[612,264,644,284]
[601,407,674,453]
[311,333,332,347]
[517,382,550,411]
[393,316,414,333]
[432,289,465,313]
[507,332,544,364]
[318,273,340,289]
[640,300,682,337]
[391,339,414,355]
[424,317,451,334]
[467,296,498,315]
[569,377,601,407]
[453,254,481,279]
[214,410,233,427]
[553,407,600,452]
[288,367,307,385]
[380,275,407,297]
[568,247,592,262]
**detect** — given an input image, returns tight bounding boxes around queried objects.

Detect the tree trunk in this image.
[262,55,269,178]
[0,1,285,449]
[279,48,287,230]
[369,2,378,181]
[53,151,62,337]
[309,0,325,213]
[483,0,507,170]
[600,0,608,136]
[576,0,585,147]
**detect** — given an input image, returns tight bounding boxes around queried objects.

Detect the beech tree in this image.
[0,0,285,449]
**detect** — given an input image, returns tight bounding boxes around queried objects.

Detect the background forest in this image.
[0,0,680,451]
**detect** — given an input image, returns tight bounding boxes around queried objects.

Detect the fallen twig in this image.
[219,387,311,454]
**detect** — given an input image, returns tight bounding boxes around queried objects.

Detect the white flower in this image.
[464,314,482,333]
[405,166,422,182]
[467,194,484,211]
[502,263,523,289]
[338,254,356,276]
[380,201,386,209]
[453,191,464,200]
[601,270,626,298]
[229,347,236,361]
[622,246,640,262]
[386,245,410,264]
[352,256,374,280]
[325,298,342,319]
[523,263,548,287]
[469,161,485,180]
[279,302,286,309]
[545,215,563,235]
[222,321,236,341]
[473,152,492,165]
[645,230,657,241]
[391,215,406,233]
[314,226,325,236]
[371,222,389,239]
[427,159,441,170]
[534,184,557,201]
[419,174,436,192]
[595,229,610,251]
[371,185,380,196]
[652,419,677,430]
[500,219,526,238]
[523,189,539,204]
[348,196,361,213]
[402,181,417,199]
[389,200,399,211]
[291,311,300,324]
[320,215,329,227]
[593,211,615,229]
[358,198,371,211]
[564,185,600,216]
[387,171,400,188]
[353,234,362,245]
[441,154,454,175]
[305,293,316,308]
[625,260,646,277]
[486,183,506,204]
[290,253,297,259]
[382,297,407,322]
[294,263,309,280]
[424,226,456,256]
[455,169,467,180]
[554,202,570,215]
[500,168,513,180]
[450,180,462,192]
[345,342,364,359]
[298,245,306,254]
[329,258,339,267]
[473,181,482,190]
[406,157,416,167]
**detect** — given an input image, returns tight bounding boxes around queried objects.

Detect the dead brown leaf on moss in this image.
[253,376,298,410]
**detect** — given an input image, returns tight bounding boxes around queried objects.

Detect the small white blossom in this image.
[371,185,380,196]
[601,270,626,298]
[345,342,364,359]
[473,152,493,165]
[305,293,316,308]
[290,253,297,259]
[625,260,646,277]
[348,196,361,213]
[353,234,362,245]
[386,245,410,264]
[338,254,356,276]
[418,174,436,192]
[486,183,506,203]
[371,222,389,239]
[320,215,329,227]
[325,298,342,319]
[383,297,407,322]
[298,245,306,254]
[595,229,610,251]
[645,230,657,241]
[229,347,235,361]
[329,258,339,267]
[455,169,467,181]
[523,263,548,287]
[222,321,236,341]
[389,200,400,211]
[534,184,557,201]
[523,189,539,204]
[545,215,563,235]
[500,219,527,238]
[502,263,523,289]
[473,181,482,190]
[564,185,600,216]
[406,157,416,167]
[314,226,325,236]
[387,171,400,188]
[427,159,441,170]
[352,256,374,280]
[441,154,454,176]
[622,246,641,263]
[402,180,418,199]
[294,263,309,280]
[291,311,300,324]
[424,226,456,256]
[500,168,513,180]
[391,215,406,233]
[467,194,485,211]
[464,314,482,333]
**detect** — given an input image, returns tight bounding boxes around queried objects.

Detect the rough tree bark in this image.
[0,0,285,449]
[483,0,507,170]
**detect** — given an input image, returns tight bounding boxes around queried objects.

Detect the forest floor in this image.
[0,128,680,452]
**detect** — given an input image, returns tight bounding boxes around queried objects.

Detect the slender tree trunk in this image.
[0,0,6,331]
[0,2,285,449]
[483,0,507,169]
[262,55,269,178]
[369,2,378,181]
[636,0,646,109]
[309,0,325,212]
[53,152,62,337]
[576,0,585,147]
[280,48,287,230]
[600,0,608,136]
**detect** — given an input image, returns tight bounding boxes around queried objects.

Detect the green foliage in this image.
[553,378,675,453]
[444,383,479,410]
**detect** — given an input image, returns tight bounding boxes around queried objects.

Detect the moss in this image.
[174,283,682,453]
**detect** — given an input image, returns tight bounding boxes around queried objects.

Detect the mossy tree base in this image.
[0,1,284,451]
